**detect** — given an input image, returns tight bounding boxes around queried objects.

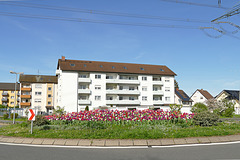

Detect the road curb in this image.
[0,135,240,147]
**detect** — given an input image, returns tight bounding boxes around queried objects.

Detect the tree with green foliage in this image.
[53,106,65,116]
[85,106,89,111]
[207,99,235,117]
[169,104,182,113]
[191,103,208,113]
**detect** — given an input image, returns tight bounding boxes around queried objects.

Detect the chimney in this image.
[62,56,65,61]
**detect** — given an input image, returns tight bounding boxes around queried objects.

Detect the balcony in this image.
[21,87,31,92]
[152,81,164,85]
[78,100,91,105]
[1,97,8,102]
[2,92,8,96]
[78,78,91,83]
[106,90,140,95]
[78,89,91,94]
[153,100,164,105]
[153,90,164,95]
[21,95,31,99]
[20,102,31,106]
[106,79,140,84]
[106,100,140,105]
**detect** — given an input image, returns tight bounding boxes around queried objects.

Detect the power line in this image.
[0,1,210,23]
[0,11,201,29]
[212,2,240,22]
[157,0,230,9]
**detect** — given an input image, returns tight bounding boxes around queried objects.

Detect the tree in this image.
[53,106,65,116]
[191,103,208,113]
[174,80,179,89]
[207,99,235,117]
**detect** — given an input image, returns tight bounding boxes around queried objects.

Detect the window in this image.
[84,64,87,67]
[10,102,14,105]
[79,85,87,89]
[142,86,147,91]
[123,66,127,69]
[35,84,42,88]
[70,63,75,67]
[129,97,135,100]
[119,96,123,100]
[129,86,135,90]
[11,96,14,99]
[95,85,101,90]
[142,96,147,101]
[99,65,103,68]
[165,97,170,102]
[95,75,101,79]
[106,75,113,79]
[200,97,203,99]
[106,86,113,90]
[119,86,123,90]
[79,96,87,100]
[79,74,87,78]
[165,87,170,92]
[165,78,170,82]
[106,96,113,100]
[48,94,51,98]
[160,69,164,72]
[48,87,52,91]
[112,66,115,69]
[95,96,101,101]
[140,68,144,71]
[35,99,41,103]
[35,92,42,95]
[153,87,158,91]
[142,77,147,81]
[48,101,51,105]
[11,91,14,93]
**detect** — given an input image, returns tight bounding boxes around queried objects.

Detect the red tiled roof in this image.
[197,89,213,100]
[57,57,176,76]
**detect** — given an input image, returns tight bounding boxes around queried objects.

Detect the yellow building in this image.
[0,83,20,107]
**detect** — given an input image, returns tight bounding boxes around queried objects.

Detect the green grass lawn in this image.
[1,121,240,139]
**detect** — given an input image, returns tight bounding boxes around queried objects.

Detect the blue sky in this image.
[0,0,240,96]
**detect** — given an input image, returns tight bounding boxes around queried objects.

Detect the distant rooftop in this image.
[0,83,20,91]
[175,89,193,102]
[57,56,176,76]
[191,89,213,100]
[19,75,57,84]
[218,90,240,101]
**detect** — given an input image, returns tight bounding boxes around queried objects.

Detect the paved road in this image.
[1,143,240,160]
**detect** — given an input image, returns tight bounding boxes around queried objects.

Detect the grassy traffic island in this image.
[1,108,240,139]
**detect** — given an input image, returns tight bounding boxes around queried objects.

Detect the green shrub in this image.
[41,125,51,130]
[85,106,89,111]
[3,113,9,119]
[191,103,208,113]
[20,122,29,127]
[10,113,18,119]
[193,111,219,126]
[33,115,50,126]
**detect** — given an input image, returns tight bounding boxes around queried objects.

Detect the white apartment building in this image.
[19,75,58,114]
[56,56,176,112]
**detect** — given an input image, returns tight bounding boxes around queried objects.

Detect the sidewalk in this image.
[1,135,240,147]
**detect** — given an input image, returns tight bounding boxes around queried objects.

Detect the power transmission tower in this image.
[212,2,240,22]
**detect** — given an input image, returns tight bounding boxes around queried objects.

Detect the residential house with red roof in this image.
[190,89,213,106]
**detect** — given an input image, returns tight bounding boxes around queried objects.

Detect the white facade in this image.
[191,90,208,105]
[174,93,192,113]
[57,70,175,112]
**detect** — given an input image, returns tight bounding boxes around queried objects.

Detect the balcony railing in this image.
[78,100,91,105]
[20,102,31,106]
[2,92,8,96]
[106,100,140,105]
[21,95,31,99]
[152,80,164,85]
[106,79,140,84]
[153,100,164,105]
[78,89,91,94]
[152,90,164,95]
[106,90,140,95]
[21,88,31,91]
[78,78,91,83]
[1,98,8,102]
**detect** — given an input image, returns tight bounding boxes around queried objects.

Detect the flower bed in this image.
[46,109,194,122]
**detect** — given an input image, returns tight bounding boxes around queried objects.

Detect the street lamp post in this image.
[10,71,24,124]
